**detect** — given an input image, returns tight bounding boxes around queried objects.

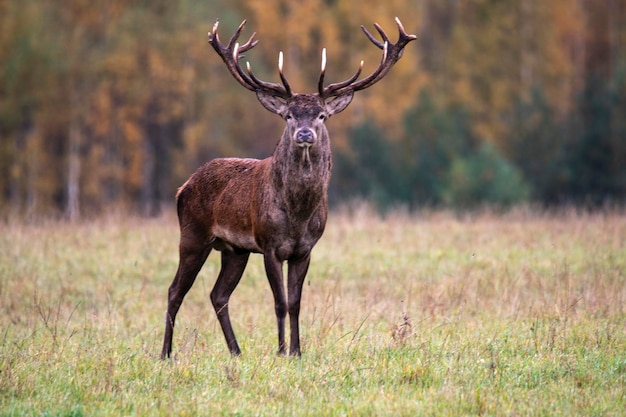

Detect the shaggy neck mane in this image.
[271,131,331,220]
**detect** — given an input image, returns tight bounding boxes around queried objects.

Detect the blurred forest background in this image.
[1,0,626,219]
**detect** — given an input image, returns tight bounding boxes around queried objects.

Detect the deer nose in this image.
[296,128,315,145]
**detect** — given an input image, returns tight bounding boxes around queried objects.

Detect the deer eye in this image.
[285,114,293,120]
[318,114,326,121]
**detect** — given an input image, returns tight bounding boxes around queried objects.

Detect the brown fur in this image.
[161,20,415,358]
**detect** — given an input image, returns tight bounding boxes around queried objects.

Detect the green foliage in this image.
[507,68,626,207]
[333,121,408,210]
[568,69,626,205]
[507,87,573,204]
[443,143,530,208]
[336,91,529,209]
[402,90,474,207]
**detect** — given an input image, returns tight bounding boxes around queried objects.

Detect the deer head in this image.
[208,18,416,164]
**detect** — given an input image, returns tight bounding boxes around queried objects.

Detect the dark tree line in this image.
[335,68,626,209]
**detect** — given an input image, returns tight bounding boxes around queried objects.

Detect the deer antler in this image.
[318,17,417,99]
[208,19,293,99]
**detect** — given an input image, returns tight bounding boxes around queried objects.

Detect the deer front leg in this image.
[263,252,287,355]
[162,246,211,359]
[211,250,250,356]
[287,253,311,356]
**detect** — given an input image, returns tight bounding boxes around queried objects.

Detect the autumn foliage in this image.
[1,0,625,218]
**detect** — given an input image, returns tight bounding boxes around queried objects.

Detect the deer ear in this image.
[325,92,354,116]
[256,91,288,116]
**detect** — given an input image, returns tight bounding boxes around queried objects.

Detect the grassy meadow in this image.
[1,206,625,416]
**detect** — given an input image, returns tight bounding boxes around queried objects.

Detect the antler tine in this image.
[208,19,292,99]
[229,20,247,49]
[277,51,293,96]
[209,19,257,53]
[319,57,364,98]
[374,23,391,43]
[360,23,388,50]
[318,18,416,99]
[244,51,292,98]
[395,16,416,41]
[317,48,327,96]
[210,20,220,43]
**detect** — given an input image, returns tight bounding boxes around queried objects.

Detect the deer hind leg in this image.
[263,252,288,355]
[161,244,211,360]
[211,250,250,356]
[287,253,311,356]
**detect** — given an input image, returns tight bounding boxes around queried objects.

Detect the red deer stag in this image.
[161,18,416,358]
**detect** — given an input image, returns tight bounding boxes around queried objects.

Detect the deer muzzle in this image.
[295,128,316,147]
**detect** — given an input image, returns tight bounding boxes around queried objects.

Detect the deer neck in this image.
[271,130,332,218]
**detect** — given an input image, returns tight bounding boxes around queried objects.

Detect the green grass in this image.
[1,207,625,416]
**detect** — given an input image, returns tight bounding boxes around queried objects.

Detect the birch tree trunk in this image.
[66,91,81,221]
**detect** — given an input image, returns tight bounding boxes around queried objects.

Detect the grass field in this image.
[1,206,625,416]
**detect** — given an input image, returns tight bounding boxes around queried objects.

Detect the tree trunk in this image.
[66,89,81,221]
[141,132,158,217]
